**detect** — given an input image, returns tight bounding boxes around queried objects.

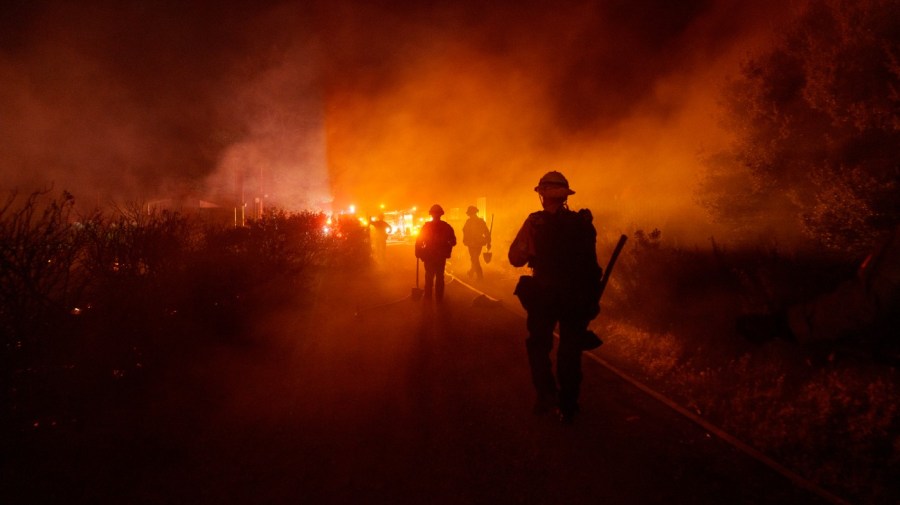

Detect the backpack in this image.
[531,208,602,304]
[415,220,455,260]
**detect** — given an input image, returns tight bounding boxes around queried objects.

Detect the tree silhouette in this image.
[701,0,900,254]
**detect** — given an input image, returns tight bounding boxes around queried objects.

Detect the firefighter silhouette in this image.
[462,205,491,280]
[369,214,391,263]
[509,171,603,424]
[415,204,457,301]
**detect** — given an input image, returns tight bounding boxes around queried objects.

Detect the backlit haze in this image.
[1,0,802,245]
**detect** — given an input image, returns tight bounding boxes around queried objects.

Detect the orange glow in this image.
[320,34,780,247]
[0,1,801,248]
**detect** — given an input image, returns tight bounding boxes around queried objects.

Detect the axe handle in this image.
[487,214,494,250]
[598,234,628,299]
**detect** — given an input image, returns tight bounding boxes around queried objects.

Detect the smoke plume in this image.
[1,0,799,241]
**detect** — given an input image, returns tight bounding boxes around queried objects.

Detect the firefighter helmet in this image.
[534,171,575,197]
[429,204,445,216]
[466,205,478,216]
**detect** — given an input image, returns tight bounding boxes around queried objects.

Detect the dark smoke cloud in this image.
[1,0,797,233]
[314,0,788,133]
[1,1,281,201]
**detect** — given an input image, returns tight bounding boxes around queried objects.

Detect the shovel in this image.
[482,213,494,264]
[411,257,424,300]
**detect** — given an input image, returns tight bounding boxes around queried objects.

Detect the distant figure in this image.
[462,205,491,280]
[370,214,391,263]
[739,225,900,355]
[509,171,603,424]
[415,204,457,301]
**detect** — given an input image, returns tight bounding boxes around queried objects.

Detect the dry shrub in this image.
[598,227,898,504]
[0,190,84,340]
[1,190,372,437]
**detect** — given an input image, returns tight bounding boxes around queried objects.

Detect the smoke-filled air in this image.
[1,0,802,244]
[5,2,900,504]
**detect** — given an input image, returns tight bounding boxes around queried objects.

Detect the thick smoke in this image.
[1,0,799,239]
[1,2,248,201]
[313,0,800,243]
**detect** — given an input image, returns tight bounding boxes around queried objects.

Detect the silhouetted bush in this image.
[1,190,371,437]
[0,190,85,341]
[598,228,897,504]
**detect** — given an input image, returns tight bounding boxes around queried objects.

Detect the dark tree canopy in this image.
[701,0,900,254]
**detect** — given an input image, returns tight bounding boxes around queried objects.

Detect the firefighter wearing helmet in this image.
[415,204,457,301]
[509,171,603,424]
[462,205,491,280]
[369,213,391,264]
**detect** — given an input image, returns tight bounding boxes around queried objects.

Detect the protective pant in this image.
[373,239,386,263]
[525,307,586,414]
[467,246,483,279]
[423,258,447,300]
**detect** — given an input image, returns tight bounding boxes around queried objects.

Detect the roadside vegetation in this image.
[595,227,898,505]
[1,189,370,457]
[624,1,900,501]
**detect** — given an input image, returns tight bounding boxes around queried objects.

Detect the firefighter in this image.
[509,171,603,424]
[415,204,457,301]
[369,213,391,264]
[462,205,491,280]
